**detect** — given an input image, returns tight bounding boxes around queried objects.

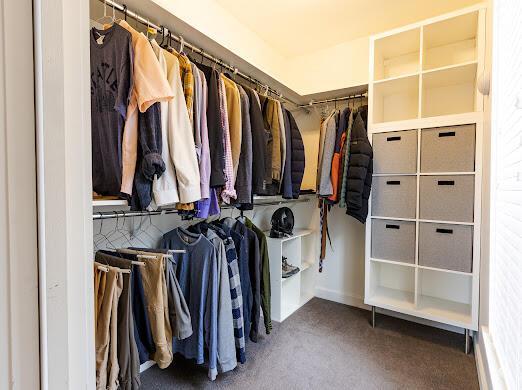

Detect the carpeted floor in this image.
[141,298,479,389]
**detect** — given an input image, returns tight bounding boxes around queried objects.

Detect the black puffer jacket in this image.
[287,110,305,198]
[345,107,372,223]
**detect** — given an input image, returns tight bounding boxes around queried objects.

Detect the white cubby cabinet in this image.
[365,4,486,345]
[266,229,317,322]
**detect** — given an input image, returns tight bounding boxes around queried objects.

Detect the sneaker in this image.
[282,257,300,278]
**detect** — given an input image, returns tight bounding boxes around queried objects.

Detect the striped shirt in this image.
[218,76,237,203]
[208,225,246,363]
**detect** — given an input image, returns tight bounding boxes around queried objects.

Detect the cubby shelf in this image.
[370,7,484,128]
[370,258,416,268]
[367,6,484,328]
[267,229,317,322]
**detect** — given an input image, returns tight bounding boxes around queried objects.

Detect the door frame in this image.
[33,0,95,388]
[0,0,40,388]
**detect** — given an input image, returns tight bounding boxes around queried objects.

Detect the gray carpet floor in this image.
[141,298,479,389]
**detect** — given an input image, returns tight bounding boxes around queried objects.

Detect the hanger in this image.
[96,264,109,273]
[114,4,126,23]
[95,0,115,29]
[159,26,165,46]
[179,36,185,53]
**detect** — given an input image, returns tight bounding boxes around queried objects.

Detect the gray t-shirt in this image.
[90,23,133,196]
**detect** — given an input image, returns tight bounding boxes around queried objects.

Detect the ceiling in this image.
[215,0,482,58]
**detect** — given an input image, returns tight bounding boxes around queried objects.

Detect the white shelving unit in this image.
[366,5,486,341]
[266,229,317,322]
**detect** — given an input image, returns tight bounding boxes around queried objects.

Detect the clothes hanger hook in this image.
[147,19,150,39]
[180,36,185,53]
[111,1,115,22]
[123,4,127,21]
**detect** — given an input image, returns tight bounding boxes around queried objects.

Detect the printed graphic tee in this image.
[90,23,133,196]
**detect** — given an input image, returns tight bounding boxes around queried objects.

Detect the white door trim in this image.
[33,0,95,388]
[0,0,40,389]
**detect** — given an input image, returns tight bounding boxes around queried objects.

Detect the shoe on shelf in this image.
[282,256,300,278]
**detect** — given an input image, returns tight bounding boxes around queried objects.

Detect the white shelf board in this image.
[418,219,474,226]
[371,258,416,268]
[369,111,483,134]
[373,73,419,95]
[416,295,472,326]
[265,229,314,242]
[418,265,472,276]
[282,261,314,283]
[374,71,420,85]
[419,172,476,176]
[370,216,416,222]
[92,199,128,207]
[422,61,477,89]
[373,173,417,177]
[367,286,415,311]
[422,60,478,76]
[281,273,300,283]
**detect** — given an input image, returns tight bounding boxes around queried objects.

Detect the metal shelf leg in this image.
[465,329,471,354]
[371,306,376,328]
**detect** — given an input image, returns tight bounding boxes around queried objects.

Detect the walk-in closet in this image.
[1,0,521,389]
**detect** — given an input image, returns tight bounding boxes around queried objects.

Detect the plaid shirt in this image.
[223,237,246,363]
[218,76,237,203]
[204,225,246,363]
[172,52,194,128]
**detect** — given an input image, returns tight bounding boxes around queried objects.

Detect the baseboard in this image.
[314,287,368,310]
[140,360,156,373]
[477,327,507,390]
[314,287,463,334]
[475,334,490,390]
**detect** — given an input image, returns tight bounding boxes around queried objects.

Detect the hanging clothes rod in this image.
[297,92,368,108]
[92,197,311,220]
[96,0,297,106]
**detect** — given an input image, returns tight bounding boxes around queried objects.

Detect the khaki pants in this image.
[95,266,123,390]
[95,251,141,390]
[122,250,173,368]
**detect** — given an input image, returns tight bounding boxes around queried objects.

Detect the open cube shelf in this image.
[372,75,419,123]
[370,7,483,126]
[422,62,478,118]
[367,18,484,329]
[374,28,420,81]
[267,229,317,322]
[422,11,478,71]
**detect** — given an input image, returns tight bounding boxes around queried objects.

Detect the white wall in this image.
[285,37,370,95]
[148,0,288,84]
[0,0,40,389]
[292,107,368,308]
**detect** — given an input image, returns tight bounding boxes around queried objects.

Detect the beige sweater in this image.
[221,75,242,178]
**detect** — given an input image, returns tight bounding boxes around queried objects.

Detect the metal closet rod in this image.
[97,0,297,105]
[297,92,368,108]
[92,198,311,220]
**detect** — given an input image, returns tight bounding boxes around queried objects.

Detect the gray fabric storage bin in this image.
[373,130,418,174]
[371,219,415,263]
[371,176,417,218]
[419,222,473,273]
[419,175,474,222]
[421,124,476,173]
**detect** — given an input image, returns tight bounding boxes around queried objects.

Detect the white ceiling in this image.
[215,0,482,58]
